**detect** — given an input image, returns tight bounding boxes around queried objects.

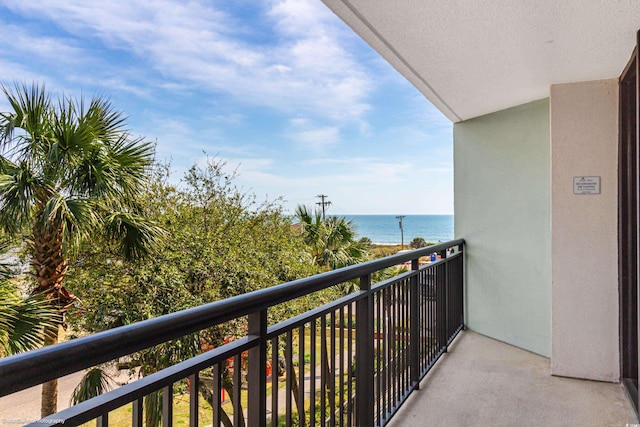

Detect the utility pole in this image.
[316,194,332,221]
[396,215,406,250]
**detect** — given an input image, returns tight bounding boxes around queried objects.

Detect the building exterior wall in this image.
[454,99,552,357]
[550,79,619,382]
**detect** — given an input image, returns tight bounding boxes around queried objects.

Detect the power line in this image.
[316,194,332,221]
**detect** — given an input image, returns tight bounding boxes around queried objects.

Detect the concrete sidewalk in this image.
[388,331,637,427]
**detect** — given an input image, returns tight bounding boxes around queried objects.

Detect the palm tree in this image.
[294,205,368,271]
[0,83,165,417]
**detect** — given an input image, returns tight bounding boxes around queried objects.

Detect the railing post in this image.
[440,248,449,352]
[356,274,374,426]
[132,399,143,427]
[189,373,199,427]
[460,243,465,329]
[162,385,173,427]
[247,309,268,427]
[410,258,420,390]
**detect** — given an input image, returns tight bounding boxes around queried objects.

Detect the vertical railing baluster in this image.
[320,314,327,427]
[376,290,382,423]
[432,265,436,363]
[298,324,305,427]
[384,286,390,418]
[162,384,173,427]
[97,413,108,427]
[440,249,449,351]
[233,354,242,427]
[271,337,279,427]
[189,373,199,427]
[132,399,142,427]
[438,262,447,354]
[248,309,267,427]
[212,364,221,427]
[404,278,408,393]
[403,279,408,395]
[421,269,426,373]
[459,244,465,330]
[339,306,344,427]
[427,267,432,365]
[310,319,316,426]
[329,310,336,427]
[347,303,353,427]
[404,278,410,395]
[355,273,373,427]
[285,330,293,427]
[393,281,399,406]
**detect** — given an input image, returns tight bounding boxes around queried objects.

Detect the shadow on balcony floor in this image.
[388,331,637,427]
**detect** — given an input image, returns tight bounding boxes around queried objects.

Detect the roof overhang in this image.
[322,0,640,122]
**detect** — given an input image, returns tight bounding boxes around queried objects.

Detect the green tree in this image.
[294,205,368,271]
[0,83,164,417]
[66,159,322,427]
[410,237,428,248]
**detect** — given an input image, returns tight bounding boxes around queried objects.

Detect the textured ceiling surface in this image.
[323,0,640,122]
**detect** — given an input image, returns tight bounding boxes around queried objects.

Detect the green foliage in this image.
[0,239,60,356]
[294,205,368,271]
[0,282,60,356]
[358,236,372,247]
[0,81,166,416]
[70,367,114,405]
[64,158,324,426]
[410,237,428,248]
[0,82,163,260]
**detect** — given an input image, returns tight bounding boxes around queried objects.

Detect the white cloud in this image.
[0,0,373,123]
[222,156,452,214]
[285,118,341,152]
[0,22,84,62]
[0,59,51,88]
[0,0,454,214]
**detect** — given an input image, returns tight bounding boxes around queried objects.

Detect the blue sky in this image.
[0,0,453,214]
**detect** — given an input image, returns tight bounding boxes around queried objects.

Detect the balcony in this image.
[0,239,636,426]
[388,331,636,426]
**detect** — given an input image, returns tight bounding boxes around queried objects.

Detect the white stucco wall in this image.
[454,99,552,357]
[550,79,619,382]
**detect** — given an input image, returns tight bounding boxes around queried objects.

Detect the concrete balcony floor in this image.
[388,331,638,427]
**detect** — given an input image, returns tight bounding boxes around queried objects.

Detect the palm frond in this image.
[0,239,16,281]
[83,96,127,143]
[104,212,167,260]
[0,155,15,174]
[0,83,52,158]
[0,283,61,356]
[66,132,153,204]
[0,161,39,233]
[38,194,100,251]
[77,135,153,202]
[70,367,114,405]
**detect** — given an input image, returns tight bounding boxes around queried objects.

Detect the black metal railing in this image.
[0,239,464,427]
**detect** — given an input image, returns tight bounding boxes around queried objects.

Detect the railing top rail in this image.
[0,238,464,397]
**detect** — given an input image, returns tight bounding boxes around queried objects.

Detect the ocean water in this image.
[343,215,454,245]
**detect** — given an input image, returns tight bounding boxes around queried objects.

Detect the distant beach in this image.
[342,215,453,245]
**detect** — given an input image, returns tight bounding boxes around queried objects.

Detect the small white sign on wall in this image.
[573,176,600,195]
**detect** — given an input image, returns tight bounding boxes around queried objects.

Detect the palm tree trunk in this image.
[31,225,70,301]
[222,373,245,427]
[32,223,74,418]
[199,382,233,427]
[41,324,59,417]
[145,391,162,427]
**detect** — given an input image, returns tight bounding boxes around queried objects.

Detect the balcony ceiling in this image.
[322,0,640,122]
